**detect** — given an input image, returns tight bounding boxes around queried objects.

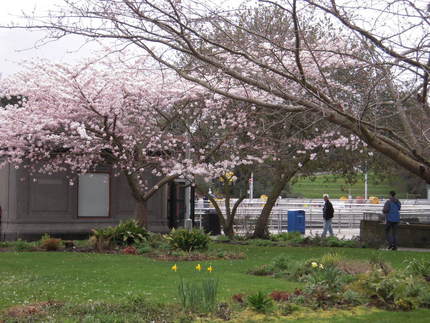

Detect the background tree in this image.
[13,0,430,184]
[0,55,257,228]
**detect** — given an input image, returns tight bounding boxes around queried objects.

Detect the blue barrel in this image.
[287,210,305,234]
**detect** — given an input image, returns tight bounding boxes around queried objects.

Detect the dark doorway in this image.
[167,181,195,229]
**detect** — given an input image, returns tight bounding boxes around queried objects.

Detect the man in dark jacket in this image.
[383,190,401,250]
[322,194,334,238]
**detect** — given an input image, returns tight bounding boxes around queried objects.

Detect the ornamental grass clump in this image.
[177,277,219,313]
[173,263,219,313]
[405,258,430,282]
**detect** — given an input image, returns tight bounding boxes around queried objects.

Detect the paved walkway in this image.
[379,247,430,252]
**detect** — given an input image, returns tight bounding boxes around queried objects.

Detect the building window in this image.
[78,173,110,217]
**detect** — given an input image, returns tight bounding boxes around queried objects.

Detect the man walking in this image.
[383,191,401,250]
[322,194,334,238]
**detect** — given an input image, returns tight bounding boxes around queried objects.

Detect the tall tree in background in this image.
[12,0,430,183]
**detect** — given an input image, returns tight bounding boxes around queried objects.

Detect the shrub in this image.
[40,234,62,251]
[178,278,219,313]
[247,292,273,314]
[111,220,149,246]
[271,255,291,271]
[167,229,210,251]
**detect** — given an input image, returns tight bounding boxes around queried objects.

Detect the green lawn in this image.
[290,173,412,199]
[1,244,430,321]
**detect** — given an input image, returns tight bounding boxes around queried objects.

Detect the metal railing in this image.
[194,198,430,237]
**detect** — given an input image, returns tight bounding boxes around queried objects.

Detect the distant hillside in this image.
[290,173,416,199]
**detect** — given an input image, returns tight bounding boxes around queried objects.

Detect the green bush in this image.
[111,219,149,246]
[167,229,210,251]
[90,220,149,250]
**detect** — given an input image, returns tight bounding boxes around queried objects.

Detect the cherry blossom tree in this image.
[0,54,258,228]
[10,0,430,183]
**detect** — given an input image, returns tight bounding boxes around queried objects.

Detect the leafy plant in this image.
[341,289,365,306]
[167,229,210,251]
[12,239,36,252]
[369,251,392,275]
[303,265,350,292]
[405,258,430,281]
[133,241,152,254]
[111,220,149,246]
[178,278,219,313]
[247,291,273,313]
[90,226,116,251]
[270,231,302,241]
[279,303,299,316]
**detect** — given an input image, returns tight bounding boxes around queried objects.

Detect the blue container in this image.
[287,210,305,234]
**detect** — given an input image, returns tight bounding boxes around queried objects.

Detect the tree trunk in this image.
[253,170,296,239]
[135,200,149,228]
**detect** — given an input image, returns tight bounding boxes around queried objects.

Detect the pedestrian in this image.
[322,194,334,238]
[383,190,401,250]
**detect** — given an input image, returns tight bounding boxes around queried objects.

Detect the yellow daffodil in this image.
[311,262,318,268]
[319,264,324,269]
[171,264,177,272]
[195,264,202,271]
[207,265,213,273]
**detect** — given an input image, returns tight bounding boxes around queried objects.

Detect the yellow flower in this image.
[311,262,318,268]
[319,264,324,269]
[207,265,213,273]
[171,264,177,272]
[195,264,202,271]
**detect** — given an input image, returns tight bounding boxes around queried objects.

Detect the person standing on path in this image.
[383,190,401,250]
[322,194,334,238]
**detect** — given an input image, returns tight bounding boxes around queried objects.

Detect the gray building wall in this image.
[0,165,168,241]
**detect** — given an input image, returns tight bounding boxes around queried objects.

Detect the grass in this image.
[290,173,413,199]
[1,244,430,321]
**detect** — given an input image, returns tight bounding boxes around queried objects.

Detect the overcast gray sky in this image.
[0,0,96,77]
